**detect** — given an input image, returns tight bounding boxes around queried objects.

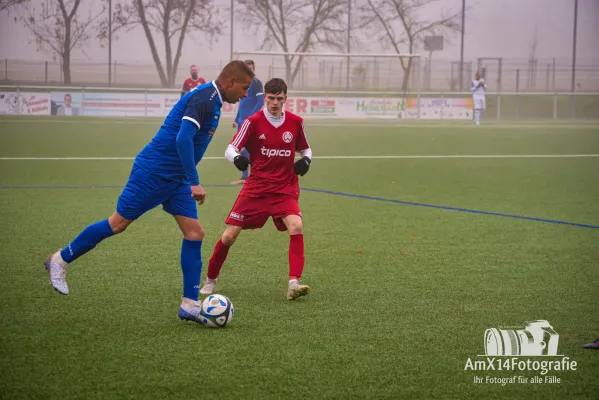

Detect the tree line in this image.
[1,0,461,89]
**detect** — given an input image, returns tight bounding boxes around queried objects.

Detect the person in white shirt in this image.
[471,72,486,126]
[57,93,80,116]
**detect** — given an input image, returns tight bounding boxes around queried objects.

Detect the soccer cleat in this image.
[43,251,69,295]
[583,339,599,350]
[287,281,310,300]
[200,278,218,295]
[178,304,205,325]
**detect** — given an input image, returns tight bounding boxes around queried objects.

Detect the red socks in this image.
[208,235,304,281]
[288,234,305,280]
[207,239,230,280]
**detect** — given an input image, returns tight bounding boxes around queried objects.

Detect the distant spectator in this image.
[181,65,206,97]
[57,94,79,116]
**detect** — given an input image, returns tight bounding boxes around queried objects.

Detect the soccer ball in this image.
[200,294,234,328]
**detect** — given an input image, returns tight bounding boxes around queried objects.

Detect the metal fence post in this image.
[553,93,557,120]
[515,69,520,120]
[81,87,85,116]
[496,94,501,121]
[45,61,48,83]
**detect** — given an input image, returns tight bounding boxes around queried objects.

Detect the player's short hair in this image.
[220,60,255,82]
[264,78,287,95]
[64,94,71,99]
[244,60,255,67]
[190,64,197,69]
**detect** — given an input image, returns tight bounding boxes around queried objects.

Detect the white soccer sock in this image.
[474,110,480,124]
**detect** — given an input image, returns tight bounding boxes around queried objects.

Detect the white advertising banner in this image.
[0,92,51,115]
[38,91,475,120]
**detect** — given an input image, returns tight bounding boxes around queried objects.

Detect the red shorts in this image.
[225,194,301,231]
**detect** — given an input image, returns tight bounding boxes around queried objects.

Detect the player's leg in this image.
[161,184,207,323]
[474,98,482,125]
[44,212,131,295]
[200,224,243,295]
[479,98,486,124]
[281,214,310,300]
[173,214,206,323]
[272,195,310,300]
[43,165,162,295]
[201,195,268,295]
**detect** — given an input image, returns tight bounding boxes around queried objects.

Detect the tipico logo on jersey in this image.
[261,147,292,157]
[465,320,577,386]
[282,131,293,143]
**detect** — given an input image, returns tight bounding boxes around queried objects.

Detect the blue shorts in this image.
[116,165,197,220]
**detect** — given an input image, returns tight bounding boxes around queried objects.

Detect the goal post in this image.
[231,50,421,94]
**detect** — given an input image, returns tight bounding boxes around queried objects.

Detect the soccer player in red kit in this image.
[181,65,206,96]
[200,78,313,300]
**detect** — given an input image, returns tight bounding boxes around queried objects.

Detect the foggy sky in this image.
[1,0,598,67]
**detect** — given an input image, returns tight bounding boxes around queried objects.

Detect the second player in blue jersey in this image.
[231,60,264,184]
[43,61,255,325]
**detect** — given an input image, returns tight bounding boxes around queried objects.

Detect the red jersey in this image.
[230,110,310,198]
[182,77,206,93]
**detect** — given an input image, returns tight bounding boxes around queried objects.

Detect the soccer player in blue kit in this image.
[230,60,264,185]
[43,60,255,324]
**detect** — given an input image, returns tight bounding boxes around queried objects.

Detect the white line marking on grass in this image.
[1,154,599,161]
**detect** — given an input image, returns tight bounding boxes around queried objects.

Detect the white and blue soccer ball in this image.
[200,294,234,328]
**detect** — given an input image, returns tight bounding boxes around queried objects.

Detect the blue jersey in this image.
[135,81,223,185]
[234,77,264,126]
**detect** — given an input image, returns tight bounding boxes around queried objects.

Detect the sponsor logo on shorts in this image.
[261,147,292,157]
[229,211,244,221]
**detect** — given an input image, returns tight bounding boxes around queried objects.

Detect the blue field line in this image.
[300,187,599,230]
[1,184,597,230]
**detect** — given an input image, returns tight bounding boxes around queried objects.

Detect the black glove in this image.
[294,156,311,176]
[233,155,251,171]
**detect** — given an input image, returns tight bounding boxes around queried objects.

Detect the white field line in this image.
[0,118,598,130]
[1,154,599,161]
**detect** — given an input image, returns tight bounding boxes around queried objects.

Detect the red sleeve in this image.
[296,119,310,151]
[230,118,253,150]
[200,77,206,84]
[182,79,189,92]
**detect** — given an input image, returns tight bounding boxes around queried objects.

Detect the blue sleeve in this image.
[176,119,201,186]
[251,79,264,114]
[183,92,205,128]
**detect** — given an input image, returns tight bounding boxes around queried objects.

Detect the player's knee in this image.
[287,220,303,235]
[184,226,205,241]
[109,213,132,234]
[221,228,240,246]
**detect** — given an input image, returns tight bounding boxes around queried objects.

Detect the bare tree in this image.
[0,0,27,13]
[104,0,223,88]
[20,0,103,84]
[237,0,347,87]
[358,0,460,91]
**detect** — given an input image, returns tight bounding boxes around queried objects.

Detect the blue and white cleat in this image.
[44,251,69,295]
[178,305,206,325]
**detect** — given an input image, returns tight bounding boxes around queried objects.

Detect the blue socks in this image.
[60,219,115,263]
[181,239,203,301]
